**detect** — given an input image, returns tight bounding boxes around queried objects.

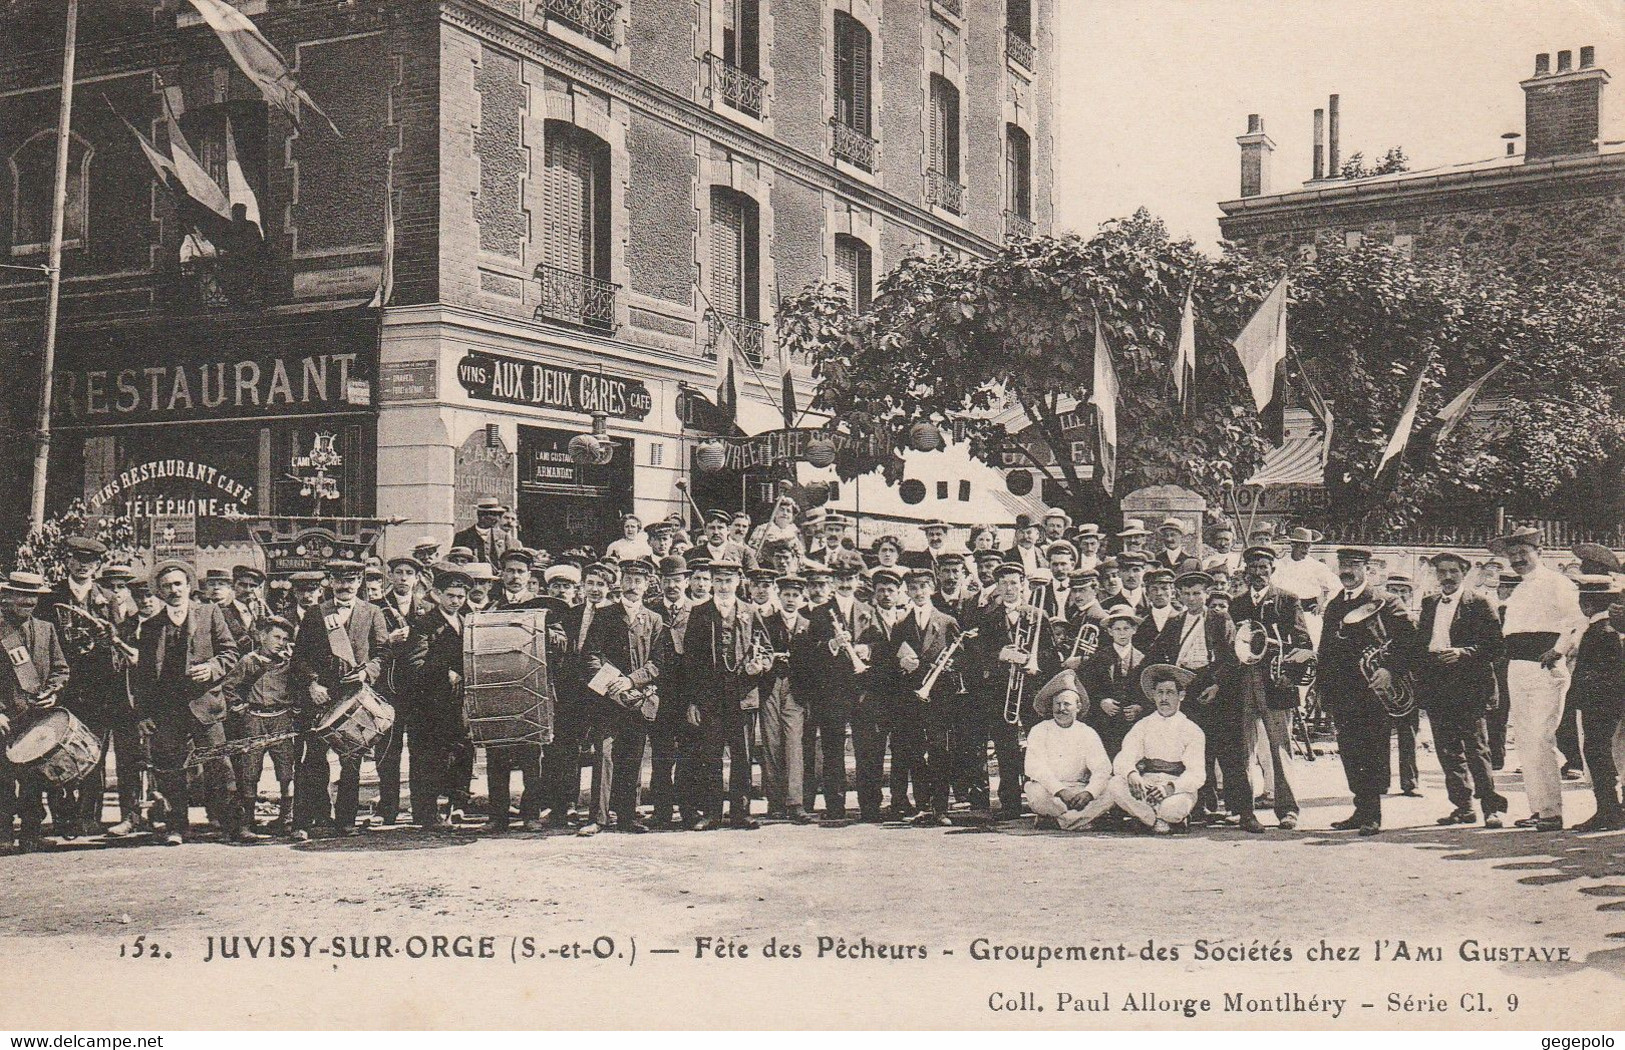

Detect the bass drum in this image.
[463,609,555,747]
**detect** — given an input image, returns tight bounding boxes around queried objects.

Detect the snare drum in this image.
[463,609,555,747]
[313,684,395,759]
[5,708,104,786]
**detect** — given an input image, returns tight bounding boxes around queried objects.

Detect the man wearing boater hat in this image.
[1491,526,1585,831]
[290,558,390,839]
[1103,663,1207,834]
[1320,546,1416,835]
[0,572,70,852]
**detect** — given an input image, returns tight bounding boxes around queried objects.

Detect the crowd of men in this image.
[1,493,1620,853]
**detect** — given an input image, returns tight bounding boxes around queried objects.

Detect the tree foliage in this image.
[11,499,138,582]
[1339,146,1410,180]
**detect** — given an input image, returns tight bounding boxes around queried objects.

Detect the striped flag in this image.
[1376,357,1433,477]
[160,92,233,220]
[368,171,395,308]
[109,99,183,191]
[1232,275,1289,444]
[1435,360,1507,443]
[1172,279,1196,414]
[185,0,342,137]
[1290,348,1334,468]
[1089,311,1120,495]
[223,116,261,233]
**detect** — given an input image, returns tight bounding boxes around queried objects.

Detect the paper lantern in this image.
[908,423,944,452]
[805,437,837,468]
[695,439,728,472]
[899,479,927,505]
[803,480,831,507]
[568,433,601,464]
[1006,469,1034,496]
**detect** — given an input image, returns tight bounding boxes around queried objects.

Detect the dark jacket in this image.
[1229,585,1313,710]
[404,609,467,730]
[1081,641,1150,754]
[1320,588,1415,709]
[292,599,389,697]
[583,601,669,722]
[1408,590,1504,713]
[39,580,124,714]
[1149,608,1240,721]
[0,613,70,720]
[890,604,962,700]
[755,605,814,698]
[804,595,879,710]
[677,598,761,722]
[133,602,240,723]
[1569,616,1625,716]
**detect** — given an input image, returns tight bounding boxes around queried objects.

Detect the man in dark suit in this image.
[1228,546,1313,831]
[1002,513,1044,575]
[582,558,669,835]
[856,568,909,821]
[1082,607,1150,758]
[1564,577,1624,832]
[401,567,474,830]
[133,561,243,846]
[694,509,760,573]
[802,551,877,821]
[757,573,815,823]
[895,567,963,826]
[1321,547,1415,835]
[550,560,616,833]
[1407,552,1507,827]
[966,562,1056,818]
[0,572,70,852]
[453,497,514,573]
[290,559,390,839]
[677,558,768,830]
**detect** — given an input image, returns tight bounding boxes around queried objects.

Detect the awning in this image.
[1247,434,1326,487]
[803,441,1047,527]
[734,394,786,437]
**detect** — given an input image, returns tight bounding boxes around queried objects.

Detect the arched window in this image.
[10,129,91,255]
[833,233,872,312]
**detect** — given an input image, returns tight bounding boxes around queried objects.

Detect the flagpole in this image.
[28,0,80,533]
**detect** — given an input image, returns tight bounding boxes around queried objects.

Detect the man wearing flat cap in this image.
[1406,552,1508,828]
[1024,669,1113,830]
[0,572,70,852]
[697,509,758,573]
[802,550,878,822]
[1103,663,1207,834]
[454,497,515,573]
[290,559,390,839]
[964,561,1057,819]
[1153,518,1193,573]
[893,566,962,826]
[582,558,670,834]
[402,567,476,829]
[1320,546,1417,836]
[1082,607,1150,758]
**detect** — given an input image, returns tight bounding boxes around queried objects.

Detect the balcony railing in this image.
[1004,209,1035,240]
[177,252,264,310]
[830,117,878,172]
[1006,27,1035,70]
[707,53,766,118]
[705,309,766,366]
[534,263,618,332]
[925,168,964,215]
[931,0,962,17]
[539,0,619,47]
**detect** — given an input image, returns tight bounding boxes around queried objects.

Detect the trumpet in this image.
[832,623,869,675]
[61,603,139,666]
[916,628,977,702]
[748,626,790,675]
[1004,609,1043,724]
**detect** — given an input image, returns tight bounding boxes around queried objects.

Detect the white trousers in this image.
[1107,774,1196,826]
[1507,660,1569,818]
[1024,780,1114,830]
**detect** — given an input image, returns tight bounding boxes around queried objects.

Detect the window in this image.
[537,122,615,331]
[927,76,963,213]
[1006,125,1031,219]
[1344,229,1363,249]
[958,480,970,501]
[834,13,872,136]
[10,129,91,255]
[708,187,764,363]
[833,234,872,311]
[936,481,949,500]
[1006,0,1034,68]
[721,0,759,76]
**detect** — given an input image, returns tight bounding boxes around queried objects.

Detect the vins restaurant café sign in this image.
[456,350,652,421]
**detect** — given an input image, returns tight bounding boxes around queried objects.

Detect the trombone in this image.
[1003,608,1044,724]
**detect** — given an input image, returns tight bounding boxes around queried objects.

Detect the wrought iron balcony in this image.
[1006,27,1035,70]
[539,0,618,47]
[830,117,878,172]
[931,0,962,17]
[705,309,766,366]
[707,53,766,118]
[926,168,964,215]
[534,263,618,332]
[1004,209,1035,240]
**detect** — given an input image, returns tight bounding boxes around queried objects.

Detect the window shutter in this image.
[929,79,944,173]
[545,127,592,274]
[945,84,960,179]
[740,0,760,75]
[834,15,853,128]
[710,191,744,316]
[852,24,871,136]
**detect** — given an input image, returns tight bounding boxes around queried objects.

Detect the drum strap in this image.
[324,606,359,669]
[1,622,41,696]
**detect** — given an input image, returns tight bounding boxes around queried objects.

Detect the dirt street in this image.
[1,737,1621,1030]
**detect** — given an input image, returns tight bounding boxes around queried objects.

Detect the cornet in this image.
[916,628,977,702]
[832,623,869,674]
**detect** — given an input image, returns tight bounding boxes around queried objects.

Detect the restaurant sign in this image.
[717,428,889,473]
[456,350,652,421]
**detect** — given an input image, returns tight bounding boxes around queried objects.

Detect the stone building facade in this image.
[0,0,1054,560]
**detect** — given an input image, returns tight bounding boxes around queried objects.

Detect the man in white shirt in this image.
[1023,670,1114,830]
[1492,527,1586,830]
[1075,525,1103,573]
[1104,663,1207,833]
[1270,528,1341,646]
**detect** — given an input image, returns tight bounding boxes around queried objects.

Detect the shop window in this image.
[538,121,615,331]
[273,424,373,519]
[708,186,763,363]
[833,233,872,311]
[9,129,91,255]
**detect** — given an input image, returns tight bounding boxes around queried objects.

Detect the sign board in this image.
[150,514,197,563]
[87,459,254,520]
[247,518,387,577]
[716,427,889,472]
[379,359,438,402]
[455,430,515,529]
[456,350,652,421]
[518,425,629,499]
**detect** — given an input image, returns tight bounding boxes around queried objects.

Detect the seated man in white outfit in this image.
[1106,663,1207,834]
[1023,669,1114,830]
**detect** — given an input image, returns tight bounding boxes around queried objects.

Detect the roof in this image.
[1247,433,1326,487]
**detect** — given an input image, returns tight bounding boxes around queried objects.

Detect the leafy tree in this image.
[11,499,138,582]
[1339,146,1410,180]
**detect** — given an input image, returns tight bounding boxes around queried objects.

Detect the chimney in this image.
[1327,94,1341,175]
[1237,114,1276,198]
[1312,108,1325,179]
[1522,45,1608,160]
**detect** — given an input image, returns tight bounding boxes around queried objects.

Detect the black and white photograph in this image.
[0,0,1622,1035]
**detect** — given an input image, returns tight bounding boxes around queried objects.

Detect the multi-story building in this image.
[0,0,1053,561]
[1218,46,1625,277]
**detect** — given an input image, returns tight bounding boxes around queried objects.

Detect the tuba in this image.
[1344,602,1414,718]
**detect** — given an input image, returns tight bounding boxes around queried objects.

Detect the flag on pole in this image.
[1172,280,1196,414]
[719,355,738,424]
[780,366,797,430]
[1376,358,1432,477]
[1232,275,1290,443]
[110,99,183,191]
[1434,360,1507,443]
[185,0,342,138]
[159,93,233,220]
[1290,348,1334,468]
[223,116,261,233]
[368,173,395,308]
[1088,312,1120,495]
